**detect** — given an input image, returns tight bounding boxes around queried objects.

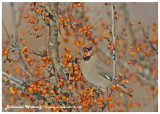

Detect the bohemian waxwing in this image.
[79,46,133,97]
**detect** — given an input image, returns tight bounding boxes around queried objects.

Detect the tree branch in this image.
[110,3,116,81]
[48,2,66,81]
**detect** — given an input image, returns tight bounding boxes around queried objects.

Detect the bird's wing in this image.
[79,58,112,91]
[94,55,113,80]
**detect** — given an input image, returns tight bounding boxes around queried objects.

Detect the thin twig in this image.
[9,2,30,77]
[142,28,158,55]
[10,3,17,42]
[110,3,116,81]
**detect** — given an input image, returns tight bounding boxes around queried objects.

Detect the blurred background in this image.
[2,2,158,112]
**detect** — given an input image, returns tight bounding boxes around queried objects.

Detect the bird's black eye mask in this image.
[83,55,91,61]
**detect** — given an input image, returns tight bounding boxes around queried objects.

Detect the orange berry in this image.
[80,41,84,45]
[4,50,8,55]
[66,48,70,52]
[128,102,134,107]
[70,97,74,101]
[115,99,121,105]
[62,96,66,100]
[67,80,71,84]
[52,84,55,88]
[87,31,92,35]
[107,44,111,49]
[68,62,73,68]
[20,92,25,97]
[59,82,64,87]
[111,85,116,90]
[20,8,23,12]
[74,70,79,75]
[23,46,27,51]
[56,95,60,100]
[105,2,109,6]
[63,110,68,112]
[74,66,79,71]
[38,80,43,86]
[68,86,73,90]
[79,28,83,33]
[135,101,141,107]
[36,64,40,68]
[33,86,37,92]
[35,8,40,13]
[26,57,31,63]
[65,13,69,19]
[124,68,128,71]
[57,83,61,88]
[83,26,87,30]
[142,52,147,57]
[36,87,41,93]
[115,13,119,19]
[110,45,114,51]
[29,61,33,66]
[77,3,82,7]
[46,17,50,21]
[42,89,47,94]
[107,96,112,101]
[49,61,53,65]
[109,31,112,36]
[89,25,93,29]
[66,18,71,22]
[60,78,64,82]
[63,23,68,27]
[28,17,35,24]
[136,46,141,52]
[21,72,26,77]
[28,87,33,93]
[60,17,64,22]
[43,57,47,61]
[30,84,34,88]
[36,33,43,38]
[34,26,39,31]
[125,79,129,83]
[130,21,134,26]
[50,90,55,95]
[42,62,46,67]
[25,14,29,18]
[128,61,131,64]
[36,59,40,62]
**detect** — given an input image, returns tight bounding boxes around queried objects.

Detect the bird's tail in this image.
[116,83,133,97]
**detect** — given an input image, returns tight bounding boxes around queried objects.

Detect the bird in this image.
[79,46,133,97]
